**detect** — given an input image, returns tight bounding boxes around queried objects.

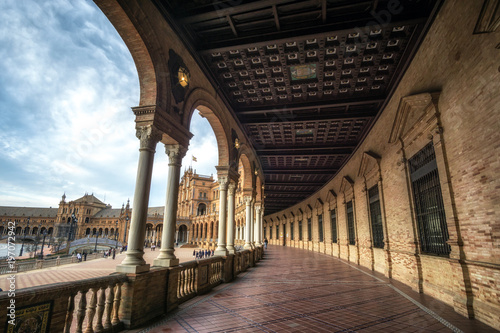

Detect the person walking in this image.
[264,238,268,249]
[76,253,82,262]
[112,248,116,260]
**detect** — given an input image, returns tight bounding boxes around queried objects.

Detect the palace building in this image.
[1,0,499,331]
[0,166,249,249]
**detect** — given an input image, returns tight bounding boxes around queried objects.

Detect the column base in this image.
[116,263,150,274]
[215,249,228,256]
[244,243,252,250]
[227,249,236,255]
[153,258,179,267]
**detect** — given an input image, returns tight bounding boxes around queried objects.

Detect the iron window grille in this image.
[270,226,273,239]
[299,220,303,241]
[330,209,337,243]
[290,222,294,240]
[409,142,451,256]
[307,218,312,241]
[368,185,384,248]
[318,214,324,242]
[346,201,355,245]
[276,225,279,239]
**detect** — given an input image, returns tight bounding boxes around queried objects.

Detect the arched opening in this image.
[178,224,188,243]
[197,203,207,216]
[86,228,91,236]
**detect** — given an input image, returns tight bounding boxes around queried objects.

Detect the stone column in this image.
[154,144,187,267]
[215,177,229,256]
[244,196,253,249]
[117,125,161,274]
[226,182,236,254]
[255,205,262,246]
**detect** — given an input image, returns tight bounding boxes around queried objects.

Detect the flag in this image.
[192,156,197,162]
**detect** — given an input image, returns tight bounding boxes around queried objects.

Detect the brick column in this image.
[215,176,229,256]
[154,144,187,267]
[117,125,161,274]
[226,182,236,254]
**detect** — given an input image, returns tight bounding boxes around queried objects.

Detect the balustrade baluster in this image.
[94,286,106,332]
[64,293,76,333]
[85,288,98,333]
[103,283,114,329]
[111,283,122,325]
[76,289,88,333]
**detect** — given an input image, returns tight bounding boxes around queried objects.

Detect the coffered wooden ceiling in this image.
[154,0,442,215]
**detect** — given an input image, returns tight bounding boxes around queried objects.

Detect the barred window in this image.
[263,227,266,239]
[330,209,337,243]
[409,143,450,256]
[318,214,324,242]
[270,226,272,239]
[299,220,303,241]
[346,201,355,245]
[276,224,279,239]
[368,185,384,248]
[307,218,312,241]
[290,222,294,240]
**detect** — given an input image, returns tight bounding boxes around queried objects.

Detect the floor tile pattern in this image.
[138,246,497,333]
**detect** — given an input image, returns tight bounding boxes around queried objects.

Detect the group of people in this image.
[73,247,117,262]
[103,248,116,259]
[193,249,214,259]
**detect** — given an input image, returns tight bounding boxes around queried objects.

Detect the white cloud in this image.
[0,0,219,209]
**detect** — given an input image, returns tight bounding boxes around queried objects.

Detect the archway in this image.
[197,203,207,216]
[178,224,188,243]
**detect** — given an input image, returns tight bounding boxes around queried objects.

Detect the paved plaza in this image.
[0,246,201,290]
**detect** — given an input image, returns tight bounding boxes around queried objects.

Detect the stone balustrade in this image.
[0,247,263,331]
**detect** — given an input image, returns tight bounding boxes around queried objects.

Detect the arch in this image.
[183,88,231,167]
[178,224,188,243]
[85,217,90,223]
[197,203,207,216]
[104,228,109,236]
[238,153,254,192]
[31,227,37,235]
[86,228,91,235]
[48,227,53,235]
[94,0,162,107]
[92,228,97,235]
[67,217,71,223]
[98,228,103,236]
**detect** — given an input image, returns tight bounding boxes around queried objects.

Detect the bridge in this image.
[58,236,123,253]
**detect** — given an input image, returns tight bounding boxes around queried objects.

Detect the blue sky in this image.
[0,0,218,208]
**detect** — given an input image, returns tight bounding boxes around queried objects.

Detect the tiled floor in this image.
[137,246,497,333]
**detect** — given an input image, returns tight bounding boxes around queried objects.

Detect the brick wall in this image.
[264,0,500,329]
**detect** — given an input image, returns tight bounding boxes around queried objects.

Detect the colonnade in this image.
[116,125,264,274]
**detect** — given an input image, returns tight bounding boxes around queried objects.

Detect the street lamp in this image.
[66,213,77,254]
[94,230,99,252]
[123,213,129,244]
[40,230,48,260]
[115,221,119,249]
[19,217,30,256]
[34,223,42,257]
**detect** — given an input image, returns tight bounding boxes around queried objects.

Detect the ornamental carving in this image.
[165,144,187,166]
[136,125,162,151]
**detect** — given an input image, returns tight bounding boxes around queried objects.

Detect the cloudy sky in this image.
[0,0,218,208]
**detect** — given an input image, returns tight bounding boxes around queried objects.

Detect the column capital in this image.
[218,176,229,190]
[244,196,253,205]
[136,125,162,152]
[255,205,262,213]
[165,144,187,167]
[227,182,236,195]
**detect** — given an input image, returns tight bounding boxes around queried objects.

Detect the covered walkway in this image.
[137,246,495,333]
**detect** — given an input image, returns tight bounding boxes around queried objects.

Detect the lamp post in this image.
[40,230,48,260]
[94,230,99,252]
[34,223,42,257]
[19,217,30,257]
[66,213,77,254]
[115,221,119,249]
[123,214,129,244]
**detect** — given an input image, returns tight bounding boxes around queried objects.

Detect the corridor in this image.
[138,246,496,333]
